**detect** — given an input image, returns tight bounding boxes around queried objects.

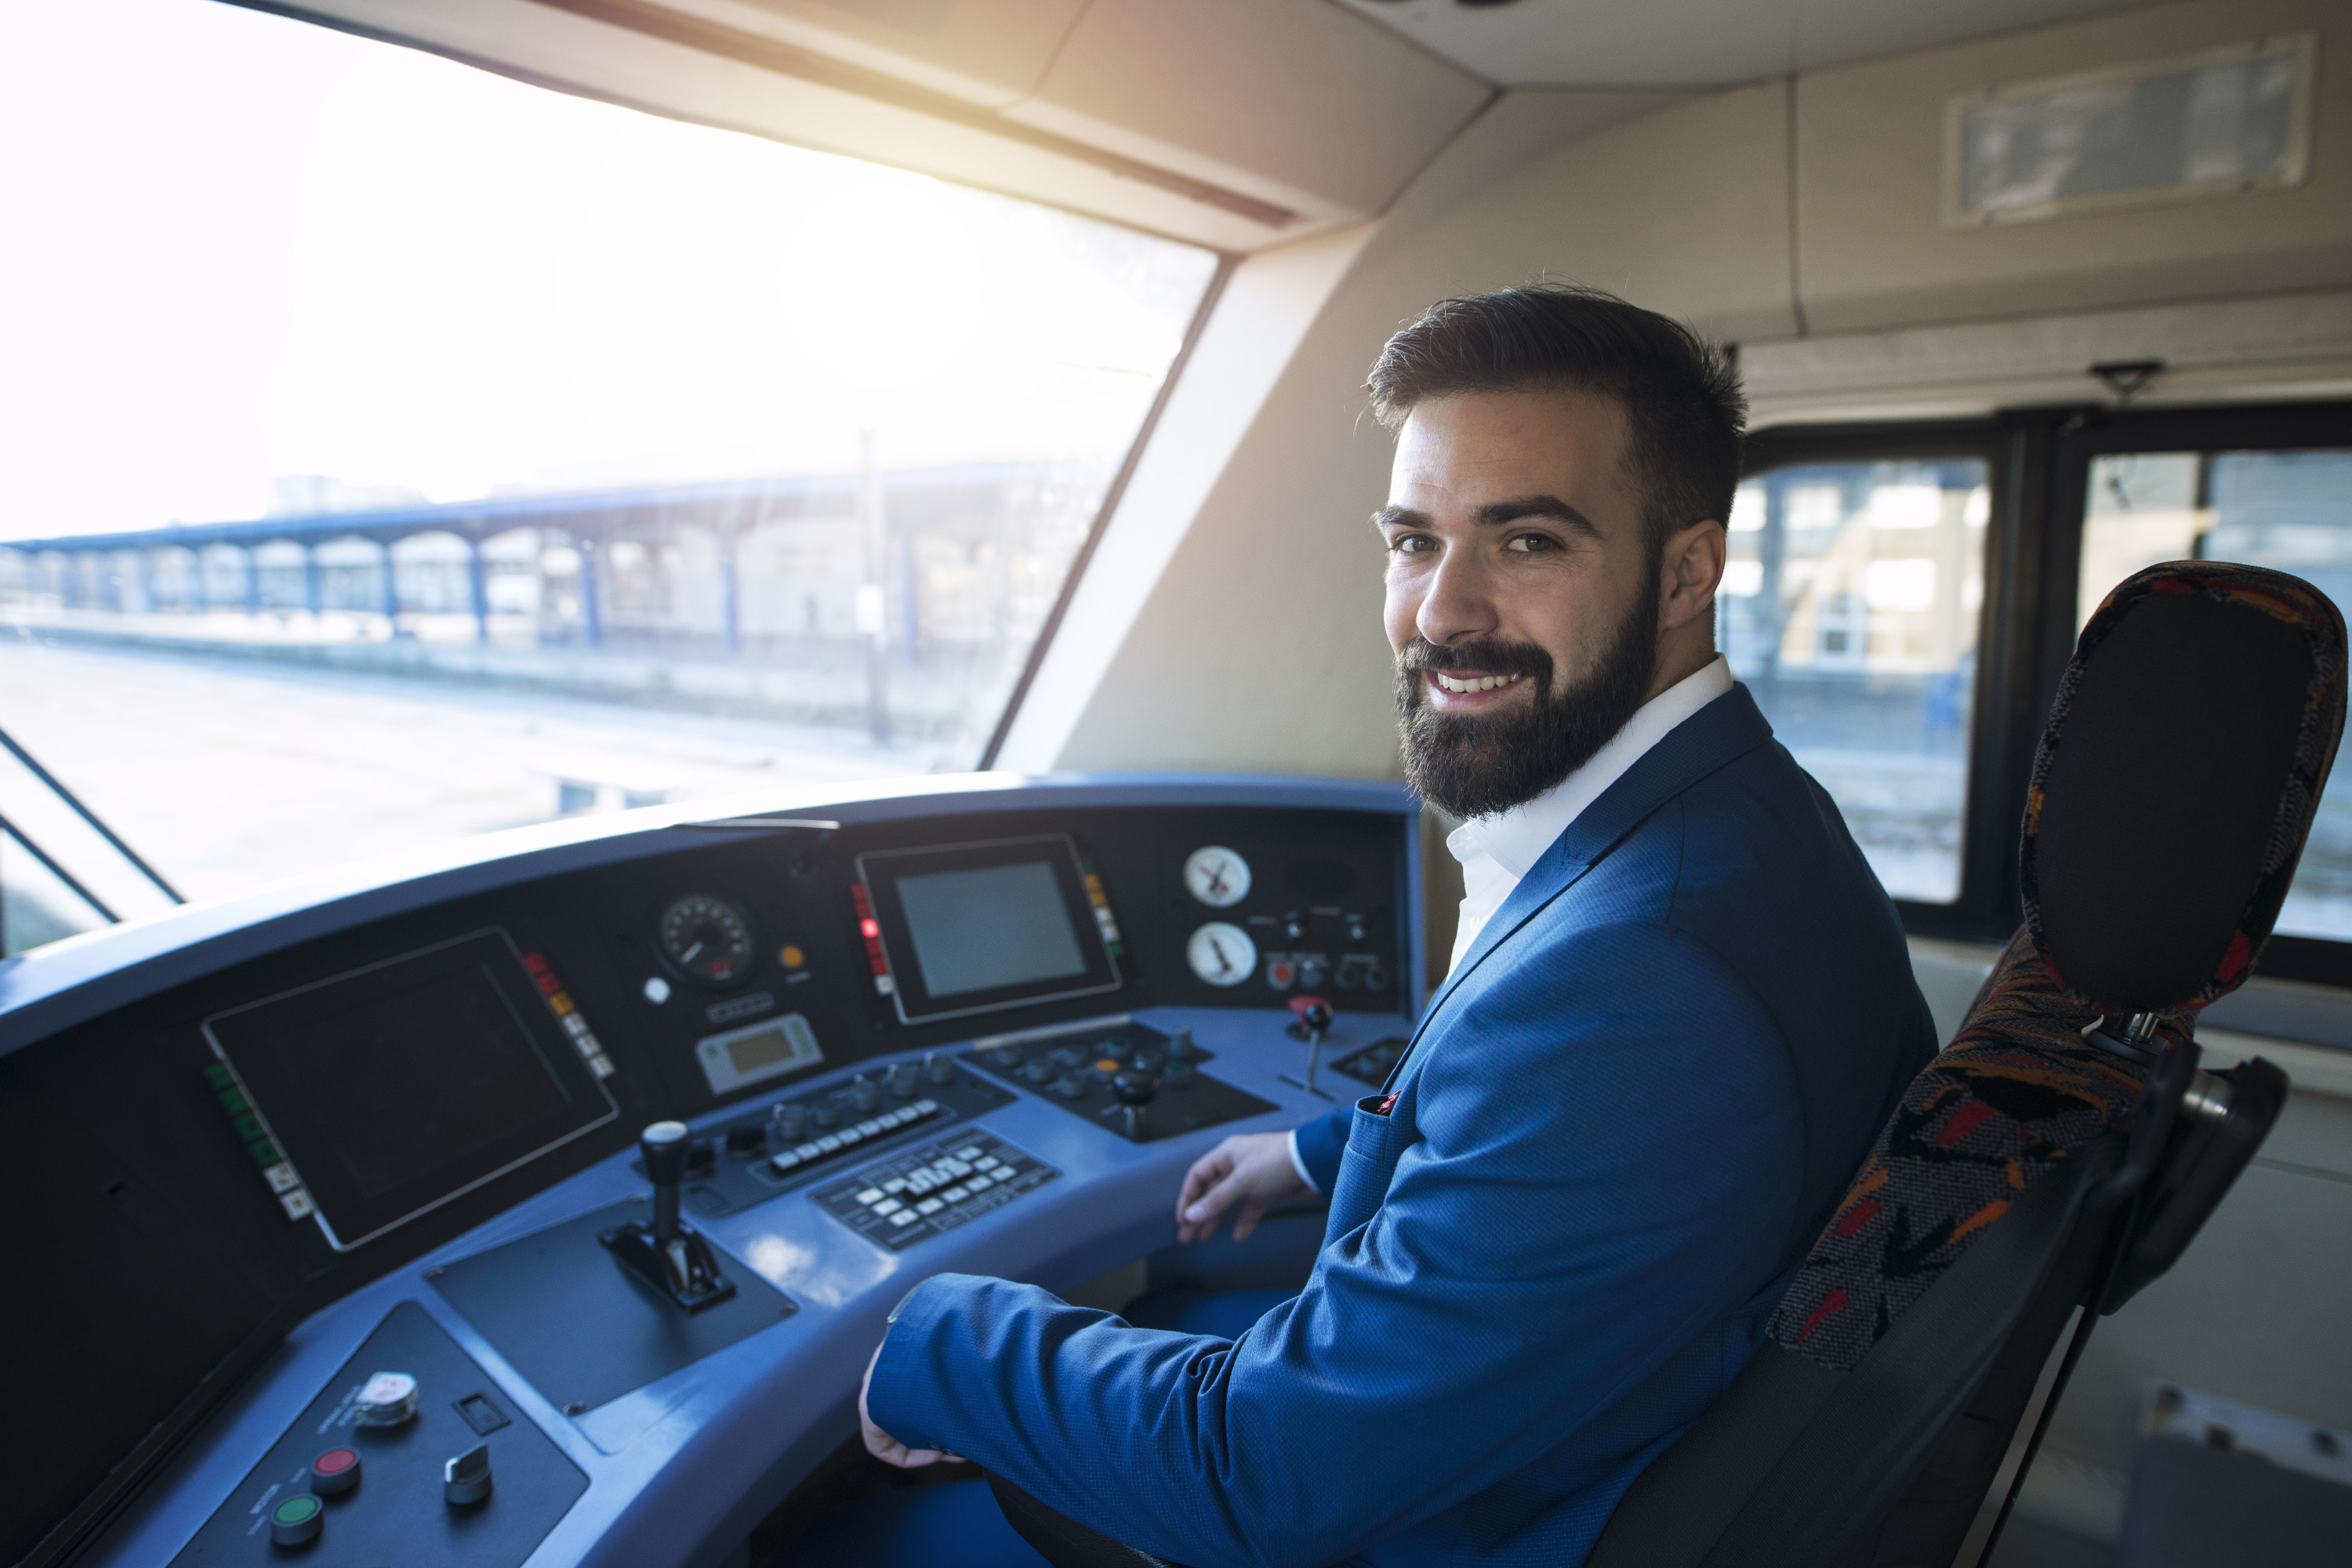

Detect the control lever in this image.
[1107,1070,1158,1138]
[1279,998,1338,1101]
[599,1122,739,1314]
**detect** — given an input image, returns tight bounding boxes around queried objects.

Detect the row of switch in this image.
[767,1098,943,1175]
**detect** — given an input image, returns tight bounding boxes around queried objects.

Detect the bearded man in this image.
[825,286,1936,1568]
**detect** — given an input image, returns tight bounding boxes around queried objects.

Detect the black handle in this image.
[642,1121,689,1243]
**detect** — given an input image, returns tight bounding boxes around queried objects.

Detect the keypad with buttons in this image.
[813,1133,1057,1251]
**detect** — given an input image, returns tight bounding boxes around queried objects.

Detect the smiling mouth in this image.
[1430,671,1526,695]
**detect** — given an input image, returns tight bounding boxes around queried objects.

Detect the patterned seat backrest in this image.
[1773,561,2347,1369]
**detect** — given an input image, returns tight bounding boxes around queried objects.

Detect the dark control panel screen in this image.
[205,928,617,1250]
[899,860,1089,998]
[271,964,569,1198]
[858,835,1121,1025]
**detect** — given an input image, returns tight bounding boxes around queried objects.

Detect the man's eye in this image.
[1387,534,1437,554]
[1504,533,1559,554]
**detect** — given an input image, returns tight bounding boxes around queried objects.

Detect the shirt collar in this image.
[1450,655,1735,880]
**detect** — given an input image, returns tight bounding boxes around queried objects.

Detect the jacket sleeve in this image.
[866,920,1806,1568]
[1289,1102,1352,1193]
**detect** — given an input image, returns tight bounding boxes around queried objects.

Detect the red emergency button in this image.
[309,1447,361,1496]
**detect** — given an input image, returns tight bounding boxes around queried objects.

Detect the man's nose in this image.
[1416,550,1498,646]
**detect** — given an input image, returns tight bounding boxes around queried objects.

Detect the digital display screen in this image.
[855,834,1121,1025]
[267,964,570,1198]
[205,928,615,1250]
[728,1027,800,1073]
[897,859,1090,999]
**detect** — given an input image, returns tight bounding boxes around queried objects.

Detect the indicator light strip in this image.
[851,883,895,995]
[201,1061,315,1221]
[522,952,618,1079]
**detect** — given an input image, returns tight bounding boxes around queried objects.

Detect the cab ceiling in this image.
[237,0,2170,253]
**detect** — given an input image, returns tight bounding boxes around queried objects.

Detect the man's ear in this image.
[1658,519,1727,634]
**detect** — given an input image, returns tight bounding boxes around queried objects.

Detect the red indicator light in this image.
[521,953,550,975]
[860,918,880,938]
[314,1447,358,1475]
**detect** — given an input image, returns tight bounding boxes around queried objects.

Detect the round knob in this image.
[353,1370,419,1428]
[887,1062,920,1098]
[1129,1047,1165,1074]
[771,1103,807,1140]
[986,1045,1022,1069]
[848,1075,880,1112]
[309,1447,361,1497]
[1167,1028,1199,1062]
[641,1121,689,1185]
[1111,1071,1158,1109]
[811,1104,840,1131]
[1052,1072,1089,1100]
[1163,1058,1196,1089]
[1019,1059,1054,1083]
[924,1051,956,1085]
[1301,1000,1333,1033]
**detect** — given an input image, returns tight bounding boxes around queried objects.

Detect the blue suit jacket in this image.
[869,687,1935,1567]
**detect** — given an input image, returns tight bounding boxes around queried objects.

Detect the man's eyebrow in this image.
[1475,495,1600,537]
[1371,506,1427,530]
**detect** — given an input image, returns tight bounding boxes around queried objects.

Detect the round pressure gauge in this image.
[656,894,757,986]
[1182,845,1252,908]
[1186,921,1258,988]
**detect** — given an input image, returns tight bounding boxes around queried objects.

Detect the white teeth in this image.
[1432,672,1520,695]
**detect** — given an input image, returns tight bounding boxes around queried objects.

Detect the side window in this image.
[2077,446,2352,942]
[1722,459,1992,904]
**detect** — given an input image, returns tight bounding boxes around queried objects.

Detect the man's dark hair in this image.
[1366,285,1746,549]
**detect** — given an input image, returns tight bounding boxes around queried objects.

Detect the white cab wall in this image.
[1005,0,2351,778]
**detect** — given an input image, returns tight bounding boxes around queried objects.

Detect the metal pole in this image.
[578,536,603,647]
[242,546,262,617]
[0,809,119,924]
[467,533,490,644]
[718,528,741,656]
[378,537,398,632]
[859,431,891,742]
[303,543,324,619]
[188,547,209,614]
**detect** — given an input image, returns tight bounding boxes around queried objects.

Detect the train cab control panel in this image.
[0,774,1421,1568]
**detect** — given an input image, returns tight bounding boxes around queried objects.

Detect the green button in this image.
[272,1495,321,1526]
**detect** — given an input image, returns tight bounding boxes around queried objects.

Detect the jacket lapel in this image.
[1401,686,1777,1059]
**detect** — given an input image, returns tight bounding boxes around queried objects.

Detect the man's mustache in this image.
[1397,637,1554,684]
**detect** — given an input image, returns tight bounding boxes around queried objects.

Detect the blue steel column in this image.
[188,547,209,613]
[242,546,262,616]
[718,529,741,655]
[303,543,324,618]
[378,538,398,630]
[466,534,489,644]
[577,536,603,647]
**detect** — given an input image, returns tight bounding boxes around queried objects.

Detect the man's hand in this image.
[859,1340,967,1469]
[1175,1131,1308,1244]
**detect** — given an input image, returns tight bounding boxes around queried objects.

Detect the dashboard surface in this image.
[0,772,1421,1568]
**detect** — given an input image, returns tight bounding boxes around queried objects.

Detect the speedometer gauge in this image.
[1186,921,1257,988]
[1183,845,1251,907]
[656,894,757,986]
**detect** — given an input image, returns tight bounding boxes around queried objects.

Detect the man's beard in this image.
[1396,575,1661,821]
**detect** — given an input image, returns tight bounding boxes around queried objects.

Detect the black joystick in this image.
[599,1121,738,1313]
[1108,1070,1158,1139]
[1279,998,1338,1101]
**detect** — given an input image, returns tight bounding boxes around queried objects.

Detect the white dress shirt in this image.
[1286,654,1735,1194]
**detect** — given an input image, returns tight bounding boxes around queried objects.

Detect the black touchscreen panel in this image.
[858,835,1120,1024]
[204,928,616,1250]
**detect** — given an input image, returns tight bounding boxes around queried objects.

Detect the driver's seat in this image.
[987,559,2347,1568]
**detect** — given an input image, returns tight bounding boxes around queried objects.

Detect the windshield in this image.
[0,0,1218,950]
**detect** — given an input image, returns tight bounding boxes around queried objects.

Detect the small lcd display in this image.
[268,964,569,1198]
[898,860,1089,999]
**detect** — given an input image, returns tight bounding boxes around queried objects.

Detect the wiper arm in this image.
[0,724,183,905]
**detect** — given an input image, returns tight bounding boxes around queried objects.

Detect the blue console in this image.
[0,773,1420,1568]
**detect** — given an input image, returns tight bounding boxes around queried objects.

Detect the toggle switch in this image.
[443,1442,493,1507]
[307,1447,360,1497]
